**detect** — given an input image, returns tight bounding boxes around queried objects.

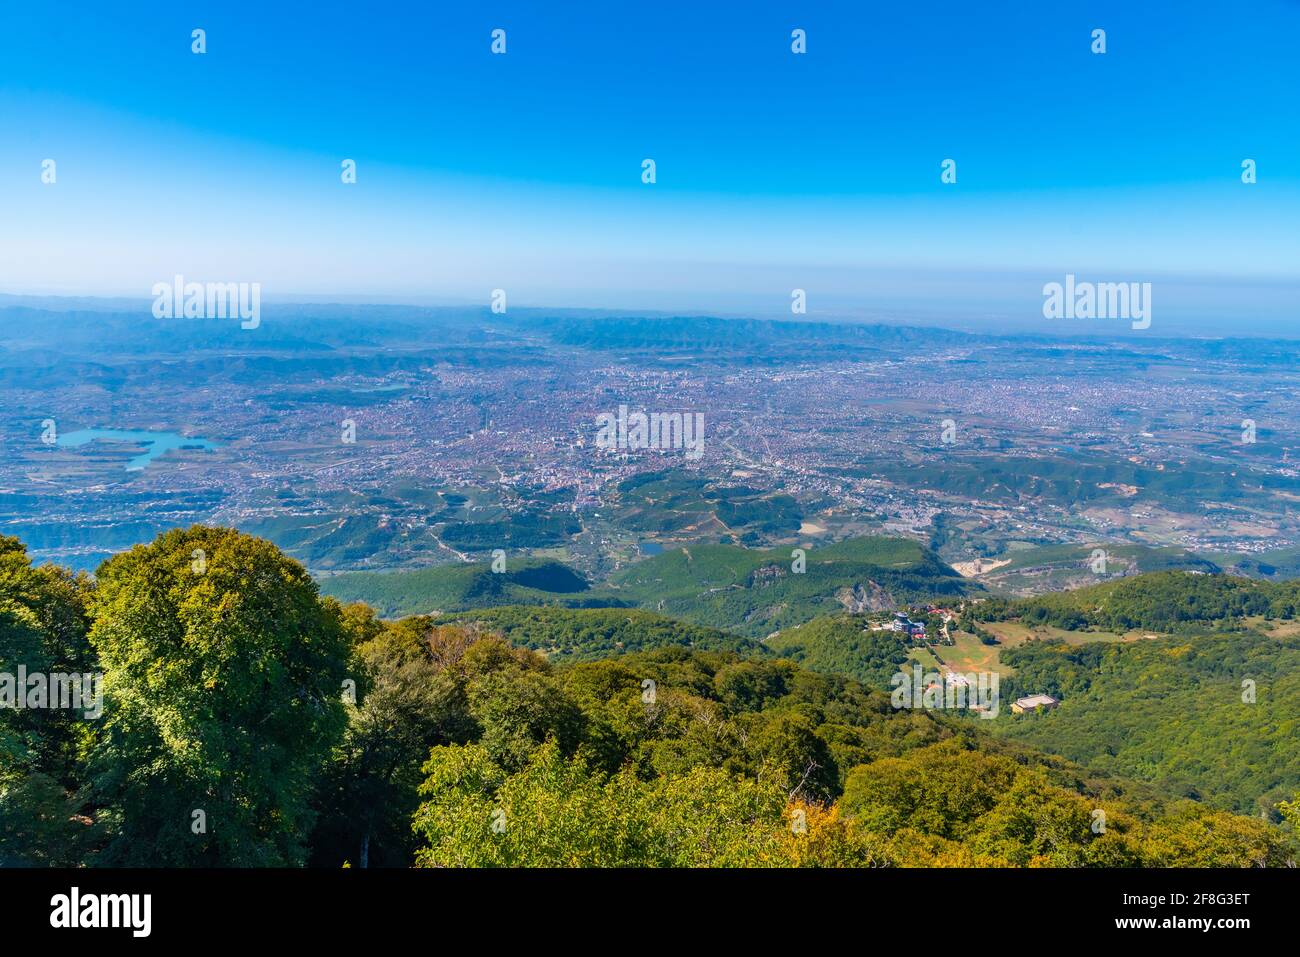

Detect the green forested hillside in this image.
[604,536,972,637]
[995,632,1300,817]
[1212,545,1300,581]
[957,570,1300,815]
[858,453,1295,512]
[404,639,1290,868]
[319,558,593,617]
[957,542,1223,596]
[973,570,1300,632]
[764,615,912,688]
[3,527,1296,869]
[610,472,803,536]
[316,535,974,636]
[437,606,763,662]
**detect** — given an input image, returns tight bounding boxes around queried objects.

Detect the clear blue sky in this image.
[2,1,1298,334]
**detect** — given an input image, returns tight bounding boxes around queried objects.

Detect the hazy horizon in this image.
[2,278,1297,340]
[3,1,1298,341]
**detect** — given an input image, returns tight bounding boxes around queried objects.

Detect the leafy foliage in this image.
[87,526,350,865]
[0,536,99,865]
[765,614,911,688]
[320,559,591,618]
[840,740,1291,867]
[2,528,1293,869]
[976,571,1300,633]
[996,632,1300,816]
[605,536,973,637]
[439,605,762,662]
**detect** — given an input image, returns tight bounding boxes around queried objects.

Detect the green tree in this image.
[1138,804,1293,867]
[0,537,98,866]
[465,645,586,772]
[413,742,793,867]
[311,616,478,867]
[87,526,350,866]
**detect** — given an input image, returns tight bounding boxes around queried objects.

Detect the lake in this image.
[57,429,220,471]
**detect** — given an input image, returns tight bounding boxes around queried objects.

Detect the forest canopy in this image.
[2,528,1296,868]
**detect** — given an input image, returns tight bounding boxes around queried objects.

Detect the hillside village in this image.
[867,607,1062,714]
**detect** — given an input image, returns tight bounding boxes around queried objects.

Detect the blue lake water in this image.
[57,429,220,471]
[639,541,664,556]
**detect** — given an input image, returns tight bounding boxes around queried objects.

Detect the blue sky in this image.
[1,1,1298,334]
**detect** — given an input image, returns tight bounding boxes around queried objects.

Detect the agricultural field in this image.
[931,623,1161,678]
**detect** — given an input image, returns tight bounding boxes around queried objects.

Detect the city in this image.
[3,301,1296,585]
